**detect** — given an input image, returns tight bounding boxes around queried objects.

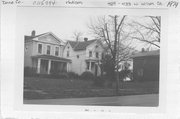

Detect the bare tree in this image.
[130,16,161,48]
[72,31,83,41]
[88,15,134,94]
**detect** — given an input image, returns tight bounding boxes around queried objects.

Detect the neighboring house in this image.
[24,31,71,74]
[132,50,160,81]
[63,38,104,76]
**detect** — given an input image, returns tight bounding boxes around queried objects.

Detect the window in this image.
[47,45,51,55]
[67,51,69,57]
[55,47,59,56]
[38,44,42,54]
[96,52,99,58]
[89,51,92,57]
[77,55,79,58]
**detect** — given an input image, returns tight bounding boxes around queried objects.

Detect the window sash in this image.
[89,51,92,57]
[47,45,51,55]
[38,44,42,54]
[96,52,99,58]
[67,51,69,57]
[55,47,59,56]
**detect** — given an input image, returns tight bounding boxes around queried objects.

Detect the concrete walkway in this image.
[24,94,159,106]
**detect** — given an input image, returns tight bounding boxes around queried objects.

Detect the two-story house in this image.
[24,31,71,74]
[63,38,104,76]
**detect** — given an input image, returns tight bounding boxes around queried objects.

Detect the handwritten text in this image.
[2,0,22,5]
[33,0,56,6]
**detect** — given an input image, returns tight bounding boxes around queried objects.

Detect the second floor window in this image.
[67,51,69,57]
[89,51,92,57]
[55,47,59,56]
[96,52,99,58]
[47,45,51,55]
[38,44,42,54]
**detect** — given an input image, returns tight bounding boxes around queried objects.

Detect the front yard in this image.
[24,77,159,99]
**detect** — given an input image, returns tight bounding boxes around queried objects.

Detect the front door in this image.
[40,59,48,74]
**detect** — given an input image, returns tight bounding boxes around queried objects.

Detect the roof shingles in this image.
[68,40,96,51]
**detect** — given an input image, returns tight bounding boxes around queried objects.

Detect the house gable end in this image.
[36,33,62,45]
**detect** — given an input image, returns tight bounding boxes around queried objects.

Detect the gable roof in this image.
[68,41,78,48]
[132,50,160,58]
[25,32,62,44]
[67,39,97,51]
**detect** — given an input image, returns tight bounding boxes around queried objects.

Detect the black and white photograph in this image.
[2,0,180,118]
[20,8,161,106]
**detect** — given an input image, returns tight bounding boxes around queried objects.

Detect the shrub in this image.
[119,69,132,81]
[67,72,79,79]
[50,72,68,79]
[93,76,105,87]
[24,67,37,77]
[80,71,95,80]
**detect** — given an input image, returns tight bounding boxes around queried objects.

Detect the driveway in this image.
[24,94,159,106]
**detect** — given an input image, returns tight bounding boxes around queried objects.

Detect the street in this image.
[24,94,159,106]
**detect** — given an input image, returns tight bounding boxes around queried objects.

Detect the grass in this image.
[24,77,159,99]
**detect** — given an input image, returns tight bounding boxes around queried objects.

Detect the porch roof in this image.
[32,55,71,62]
[85,59,100,62]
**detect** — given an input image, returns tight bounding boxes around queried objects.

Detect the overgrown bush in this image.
[24,67,37,77]
[49,72,68,79]
[80,71,94,80]
[93,76,105,87]
[67,72,79,79]
[119,69,132,81]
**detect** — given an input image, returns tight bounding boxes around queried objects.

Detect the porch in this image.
[31,55,71,74]
[86,59,101,76]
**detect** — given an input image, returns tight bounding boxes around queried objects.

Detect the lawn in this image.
[24,77,159,99]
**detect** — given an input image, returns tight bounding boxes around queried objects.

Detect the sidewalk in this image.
[24,94,159,106]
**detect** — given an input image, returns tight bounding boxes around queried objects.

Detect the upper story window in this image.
[96,52,99,58]
[67,51,69,57]
[55,47,59,56]
[47,45,51,55]
[89,51,92,57]
[38,44,42,54]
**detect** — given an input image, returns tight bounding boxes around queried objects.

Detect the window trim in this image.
[89,51,92,57]
[46,45,51,55]
[67,51,69,57]
[37,43,43,54]
[96,52,99,58]
[55,46,59,56]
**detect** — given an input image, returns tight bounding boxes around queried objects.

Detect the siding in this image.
[24,42,33,67]
[133,56,159,81]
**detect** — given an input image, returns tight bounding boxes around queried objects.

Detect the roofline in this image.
[25,32,63,44]
[131,50,160,58]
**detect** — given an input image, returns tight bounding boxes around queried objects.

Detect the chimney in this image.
[31,30,36,37]
[84,37,88,42]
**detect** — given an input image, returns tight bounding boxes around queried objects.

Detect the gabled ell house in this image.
[63,38,104,76]
[24,31,71,74]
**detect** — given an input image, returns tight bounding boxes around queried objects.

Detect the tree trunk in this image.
[115,69,119,95]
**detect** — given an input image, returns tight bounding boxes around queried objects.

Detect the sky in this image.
[17,7,159,50]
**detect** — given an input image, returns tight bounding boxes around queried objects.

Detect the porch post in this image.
[47,60,51,74]
[37,58,41,74]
